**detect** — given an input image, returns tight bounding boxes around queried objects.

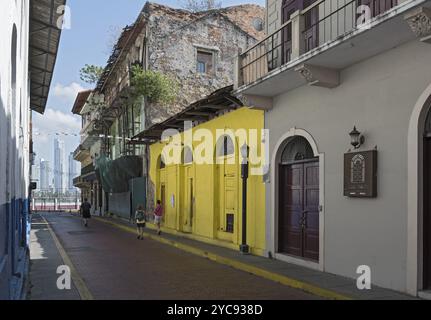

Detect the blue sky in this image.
[32,0,265,176]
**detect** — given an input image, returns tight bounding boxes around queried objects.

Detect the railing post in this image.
[290,10,305,60]
[234,48,243,90]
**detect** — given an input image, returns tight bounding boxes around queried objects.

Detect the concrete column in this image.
[290,10,305,60]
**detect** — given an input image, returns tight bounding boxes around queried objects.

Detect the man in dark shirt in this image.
[80,198,91,227]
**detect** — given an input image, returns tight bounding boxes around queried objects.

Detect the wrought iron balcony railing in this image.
[237,0,399,87]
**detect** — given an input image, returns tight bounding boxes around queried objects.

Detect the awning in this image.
[29,0,66,114]
[71,90,92,115]
[130,86,243,145]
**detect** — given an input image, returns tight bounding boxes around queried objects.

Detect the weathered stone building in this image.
[76,2,265,219]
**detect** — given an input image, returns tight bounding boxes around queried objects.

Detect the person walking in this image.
[135,204,146,240]
[80,198,91,227]
[154,200,163,236]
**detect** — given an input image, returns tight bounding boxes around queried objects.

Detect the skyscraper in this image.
[40,159,50,191]
[53,138,65,193]
[68,152,76,191]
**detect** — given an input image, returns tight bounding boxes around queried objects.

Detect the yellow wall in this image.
[149,107,266,255]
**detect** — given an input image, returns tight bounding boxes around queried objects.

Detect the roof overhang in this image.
[130,86,243,145]
[29,0,66,114]
[72,90,92,115]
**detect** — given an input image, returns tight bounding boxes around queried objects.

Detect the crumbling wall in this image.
[144,7,261,127]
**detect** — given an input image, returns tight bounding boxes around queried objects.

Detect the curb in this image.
[43,216,94,300]
[95,216,351,300]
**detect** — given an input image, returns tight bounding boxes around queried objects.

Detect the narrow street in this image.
[28,212,320,300]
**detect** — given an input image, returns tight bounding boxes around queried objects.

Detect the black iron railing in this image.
[239,20,292,87]
[238,0,399,87]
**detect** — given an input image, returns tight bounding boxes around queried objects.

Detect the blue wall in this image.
[0,198,29,300]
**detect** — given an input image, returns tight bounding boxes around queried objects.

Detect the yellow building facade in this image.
[149,107,266,256]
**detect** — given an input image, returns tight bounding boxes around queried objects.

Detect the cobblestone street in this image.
[28,212,321,300]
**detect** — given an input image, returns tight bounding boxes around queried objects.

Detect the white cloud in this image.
[33,108,81,135]
[32,108,82,165]
[52,82,85,104]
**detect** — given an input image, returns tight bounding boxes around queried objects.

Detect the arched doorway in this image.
[407,85,431,295]
[278,136,320,262]
[423,109,431,290]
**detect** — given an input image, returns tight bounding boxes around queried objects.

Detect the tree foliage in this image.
[181,0,222,12]
[79,64,104,84]
[130,65,178,104]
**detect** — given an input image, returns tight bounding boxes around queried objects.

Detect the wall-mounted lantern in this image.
[349,126,365,149]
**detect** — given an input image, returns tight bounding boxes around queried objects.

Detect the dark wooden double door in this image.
[279,160,320,261]
[423,137,431,289]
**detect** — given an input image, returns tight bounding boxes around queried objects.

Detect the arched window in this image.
[281,136,314,163]
[183,146,193,164]
[216,135,235,157]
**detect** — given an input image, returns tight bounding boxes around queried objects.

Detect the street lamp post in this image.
[240,143,250,255]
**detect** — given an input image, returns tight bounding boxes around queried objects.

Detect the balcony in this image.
[73,176,89,188]
[73,144,90,162]
[81,163,95,176]
[235,0,429,98]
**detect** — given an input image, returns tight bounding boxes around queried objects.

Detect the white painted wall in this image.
[0,0,30,207]
[265,39,431,293]
[0,0,31,300]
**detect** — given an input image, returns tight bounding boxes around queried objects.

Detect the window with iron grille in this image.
[196,50,213,74]
[226,214,234,233]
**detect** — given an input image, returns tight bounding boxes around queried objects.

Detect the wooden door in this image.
[279,163,303,256]
[279,160,319,261]
[160,184,166,223]
[217,160,238,242]
[424,137,431,289]
[182,166,193,233]
[303,162,320,261]
[281,0,296,64]
[303,0,319,52]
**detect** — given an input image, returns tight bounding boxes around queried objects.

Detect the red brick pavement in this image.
[43,212,321,300]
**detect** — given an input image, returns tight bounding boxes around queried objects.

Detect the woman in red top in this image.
[154,200,163,235]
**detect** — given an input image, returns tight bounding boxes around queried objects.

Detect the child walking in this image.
[135,205,146,240]
[154,200,163,235]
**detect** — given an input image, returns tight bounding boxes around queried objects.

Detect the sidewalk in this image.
[27,213,81,300]
[96,215,418,300]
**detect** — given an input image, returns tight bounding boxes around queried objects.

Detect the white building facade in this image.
[235,0,431,296]
[0,0,64,299]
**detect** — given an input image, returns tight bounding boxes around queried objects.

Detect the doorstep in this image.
[418,291,431,300]
[95,215,418,300]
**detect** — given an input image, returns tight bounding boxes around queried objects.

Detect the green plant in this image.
[130,65,177,104]
[80,64,104,84]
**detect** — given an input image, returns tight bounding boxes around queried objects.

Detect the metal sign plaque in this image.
[344,150,377,198]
